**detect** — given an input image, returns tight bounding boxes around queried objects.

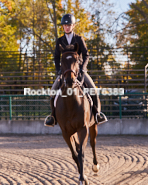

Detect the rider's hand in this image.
[57,69,61,75]
[78,67,84,83]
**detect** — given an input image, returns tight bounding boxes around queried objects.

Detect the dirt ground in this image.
[0,135,148,185]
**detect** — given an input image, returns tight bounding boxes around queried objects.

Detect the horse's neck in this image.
[62,86,82,109]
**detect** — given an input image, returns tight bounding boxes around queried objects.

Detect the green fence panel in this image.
[0,93,147,120]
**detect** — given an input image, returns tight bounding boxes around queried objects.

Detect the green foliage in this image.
[0,0,117,93]
[116,0,148,69]
[0,1,19,51]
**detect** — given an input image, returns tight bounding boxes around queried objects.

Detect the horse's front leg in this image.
[62,132,80,173]
[73,132,80,153]
[89,123,99,172]
[78,126,89,184]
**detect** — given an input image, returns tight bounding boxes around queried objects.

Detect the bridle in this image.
[63,69,77,76]
[62,51,79,77]
[61,51,80,87]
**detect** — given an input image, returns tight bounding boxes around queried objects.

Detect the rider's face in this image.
[63,24,75,34]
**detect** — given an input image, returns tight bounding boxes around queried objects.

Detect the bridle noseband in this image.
[64,69,77,76]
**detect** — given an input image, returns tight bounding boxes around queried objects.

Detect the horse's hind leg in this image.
[62,132,80,173]
[89,124,99,172]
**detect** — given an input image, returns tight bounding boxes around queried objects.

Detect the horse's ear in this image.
[74,42,79,52]
[59,44,64,52]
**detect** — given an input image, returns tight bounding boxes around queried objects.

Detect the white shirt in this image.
[65,32,73,45]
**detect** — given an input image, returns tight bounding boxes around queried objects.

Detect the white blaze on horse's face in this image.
[66,56,72,60]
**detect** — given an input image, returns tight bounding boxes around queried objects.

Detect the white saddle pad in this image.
[54,89,62,107]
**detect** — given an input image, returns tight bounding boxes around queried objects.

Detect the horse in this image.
[55,43,100,185]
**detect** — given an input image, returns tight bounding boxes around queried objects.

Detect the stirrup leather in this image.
[96,112,108,125]
[44,115,55,127]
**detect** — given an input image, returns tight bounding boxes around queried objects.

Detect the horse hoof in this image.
[92,164,99,172]
[78,175,89,185]
[84,176,89,185]
[79,180,89,185]
[79,181,83,185]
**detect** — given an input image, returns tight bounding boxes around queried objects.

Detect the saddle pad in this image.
[54,89,62,107]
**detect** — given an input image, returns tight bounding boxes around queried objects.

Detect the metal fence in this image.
[0,47,148,94]
[0,95,50,120]
[0,93,147,121]
[0,47,148,120]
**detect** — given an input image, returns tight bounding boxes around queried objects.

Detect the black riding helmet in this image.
[61,14,75,25]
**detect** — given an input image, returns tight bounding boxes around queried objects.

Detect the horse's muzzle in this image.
[64,69,77,87]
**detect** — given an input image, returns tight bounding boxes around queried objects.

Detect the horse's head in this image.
[60,43,79,87]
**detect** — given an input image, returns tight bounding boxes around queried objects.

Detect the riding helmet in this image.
[61,14,75,25]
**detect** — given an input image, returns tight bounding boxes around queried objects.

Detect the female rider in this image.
[44,14,107,126]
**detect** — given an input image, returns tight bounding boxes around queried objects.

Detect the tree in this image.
[0,0,95,93]
[131,0,148,24]
[84,0,118,85]
[115,0,148,70]
[0,0,19,51]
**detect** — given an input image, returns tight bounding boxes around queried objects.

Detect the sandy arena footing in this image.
[0,135,148,185]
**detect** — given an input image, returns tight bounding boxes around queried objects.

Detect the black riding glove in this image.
[78,67,84,83]
[57,69,62,76]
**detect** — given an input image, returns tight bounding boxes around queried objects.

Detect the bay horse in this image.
[55,43,100,185]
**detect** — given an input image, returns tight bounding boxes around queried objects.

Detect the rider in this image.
[44,13,107,127]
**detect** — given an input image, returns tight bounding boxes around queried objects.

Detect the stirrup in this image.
[44,115,55,127]
[96,112,108,125]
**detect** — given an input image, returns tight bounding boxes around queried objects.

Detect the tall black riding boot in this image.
[44,97,57,127]
[92,94,108,124]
